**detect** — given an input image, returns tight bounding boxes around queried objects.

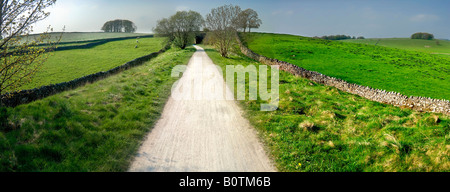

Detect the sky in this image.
[33,0,450,39]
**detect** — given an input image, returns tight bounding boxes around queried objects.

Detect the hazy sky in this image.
[34,0,450,39]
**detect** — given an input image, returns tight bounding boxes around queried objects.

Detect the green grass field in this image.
[342,38,450,57]
[204,45,449,172]
[0,47,195,172]
[14,37,165,91]
[241,33,450,100]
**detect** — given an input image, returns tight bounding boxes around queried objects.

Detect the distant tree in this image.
[411,32,434,40]
[237,8,262,33]
[154,10,204,49]
[0,0,60,95]
[320,35,352,40]
[357,36,365,39]
[122,20,137,33]
[205,4,242,57]
[101,20,114,32]
[101,19,137,33]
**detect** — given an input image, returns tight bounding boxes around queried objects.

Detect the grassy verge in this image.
[0,47,195,172]
[242,33,450,100]
[203,46,449,172]
[17,37,165,91]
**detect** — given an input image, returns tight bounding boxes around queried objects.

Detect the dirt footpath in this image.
[128,46,276,172]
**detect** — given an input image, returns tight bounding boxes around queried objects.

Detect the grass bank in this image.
[241,33,450,100]
[203,46,449,172]
[0,47,195,172]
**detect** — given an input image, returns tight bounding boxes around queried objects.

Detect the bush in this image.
[411,32,434,40]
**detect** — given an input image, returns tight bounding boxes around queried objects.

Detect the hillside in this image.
[241,33,450,100]
[342,38,450,57]
[9,35,165,92]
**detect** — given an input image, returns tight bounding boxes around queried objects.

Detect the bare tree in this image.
[0,0,59,95]
[154,10,204,49]
[237,8,262,33]
[205,4,241,57]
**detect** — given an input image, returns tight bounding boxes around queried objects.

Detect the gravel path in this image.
[128,46,276,172]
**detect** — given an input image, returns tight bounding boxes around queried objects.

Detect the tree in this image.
[205,4,242,57]
[237,8,262,33]
[0,0,59,95]
[170,11,204,49]
[101,19,137,33]
[154,11,204,49]
[411,32,434,40]
[154,18,175,43]
[101,21,113,32]
[320,35,352,40]
[122,20,137,33]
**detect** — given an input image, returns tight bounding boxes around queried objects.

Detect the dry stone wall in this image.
[236,35,450,115]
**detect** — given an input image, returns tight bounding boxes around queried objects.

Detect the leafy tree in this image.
[154,11,204,49]
[0,0,59,95]
[101,19,137,33]
[237,8,262,33]
[411,32,434,40]
[205,4,242,57]
[122,20,137,33]
[154,18,174,43]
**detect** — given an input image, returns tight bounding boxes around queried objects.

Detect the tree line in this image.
[101,19,137,33]
[411,32,434,40]
[314,35,365,40]
[153,4,262,57]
